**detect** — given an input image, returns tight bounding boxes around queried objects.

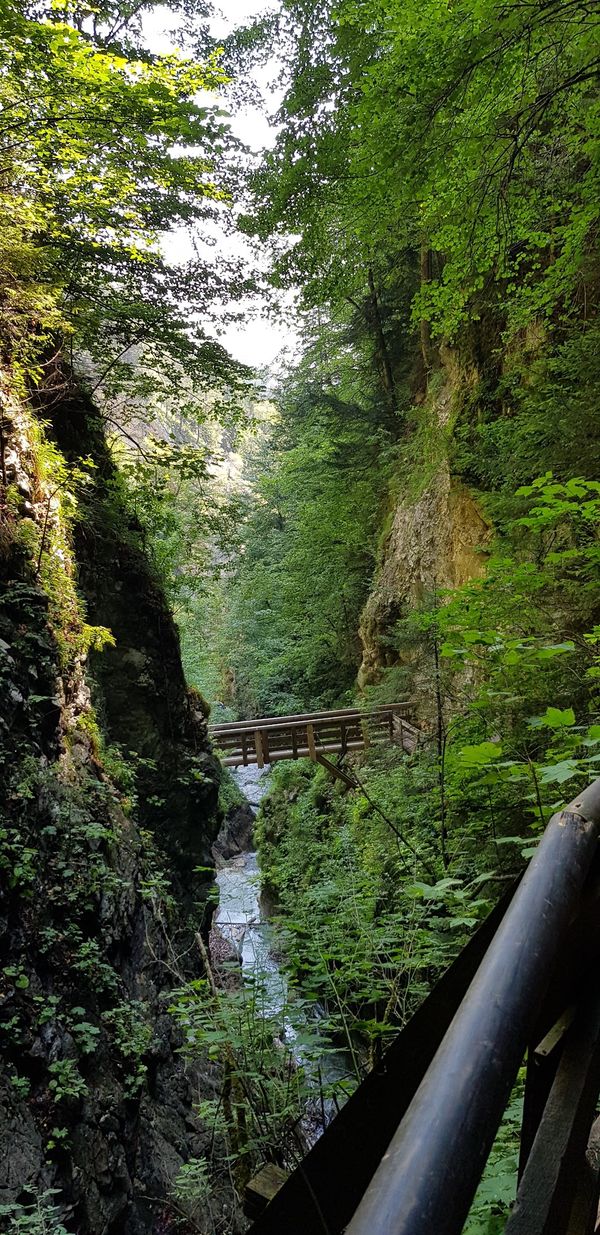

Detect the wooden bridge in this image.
[209,704,420,776]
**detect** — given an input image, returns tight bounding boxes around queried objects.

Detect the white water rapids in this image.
[213,763,353,1126]
[214,765,288,1016]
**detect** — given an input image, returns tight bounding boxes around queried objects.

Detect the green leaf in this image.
[407,878,460,900]
[502,649,521,666]
[458,741,503,768]
[536,642,575,660]
[538,759,580,784]
[531,707,576,730]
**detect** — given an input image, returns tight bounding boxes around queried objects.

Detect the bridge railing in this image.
[210,703,416,767]
[248,777,600,1235]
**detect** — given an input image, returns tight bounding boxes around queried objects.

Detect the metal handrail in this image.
[346,778,600,1235]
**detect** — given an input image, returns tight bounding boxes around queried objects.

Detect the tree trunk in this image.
[367,266,396,415]
[420,242,434,377]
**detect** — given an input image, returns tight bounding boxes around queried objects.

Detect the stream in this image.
[213,763,352,1133]
[214,764,287,1018]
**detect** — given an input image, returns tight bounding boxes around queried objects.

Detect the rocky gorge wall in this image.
[358,356,492,701]
[0,379,239,1235]
[47,383,221,903]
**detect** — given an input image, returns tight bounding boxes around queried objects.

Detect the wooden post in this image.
[341,720,347,754]
[254,728,264,769]
[262,728,270,764]
[242,732,248,767]
[392,715,404,750]
[307,723,317,762]
[566,1115,600,1235]
[245,1164,289,1220]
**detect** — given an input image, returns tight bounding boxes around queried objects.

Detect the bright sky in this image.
[146,0,298,372]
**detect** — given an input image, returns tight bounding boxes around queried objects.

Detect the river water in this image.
[214,765,287,1018]
[213,763,352,1127]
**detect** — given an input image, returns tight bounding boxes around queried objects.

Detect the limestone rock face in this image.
[358,362,491,702]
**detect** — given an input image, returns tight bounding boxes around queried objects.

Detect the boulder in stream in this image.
[213,801,255,863]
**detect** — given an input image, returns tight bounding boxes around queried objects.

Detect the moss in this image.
[393,380,454,506]
[217,767,245,817]
[0,381,235,1234]
[39,385,221,897]
[187,683,211,719]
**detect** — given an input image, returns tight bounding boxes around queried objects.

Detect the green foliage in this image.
[454,324,600,495]
[170,970,331,1180]
[3,965,30,990]
[0,0,252,417]
[102,1000,153,1096]
[47,1059,87,1104]
[6,413,115,674]
[0,2,251,1214]
[0,600,178,1134]
[173,1156,212,1211]
[217,767,246,817]
[9,1071,32,1098]
[236,468,600,1225]
[255,750,502,1065]
[0,1190,74,1235]
[116,414,250,709]
[1,0,599,1226]
[68,1012,101,1056]
[463,1075,524,1235]
[431,476,600,820]
[247,0,599,339]
[213,329,397,716]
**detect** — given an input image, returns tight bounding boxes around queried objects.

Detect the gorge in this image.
[1,0,600,1233]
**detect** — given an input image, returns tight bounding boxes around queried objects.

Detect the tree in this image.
[243,0,600,341]
[0,0,253,417]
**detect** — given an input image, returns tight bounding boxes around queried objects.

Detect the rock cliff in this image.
[358,364,492,695]
[0,381,237,1234]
